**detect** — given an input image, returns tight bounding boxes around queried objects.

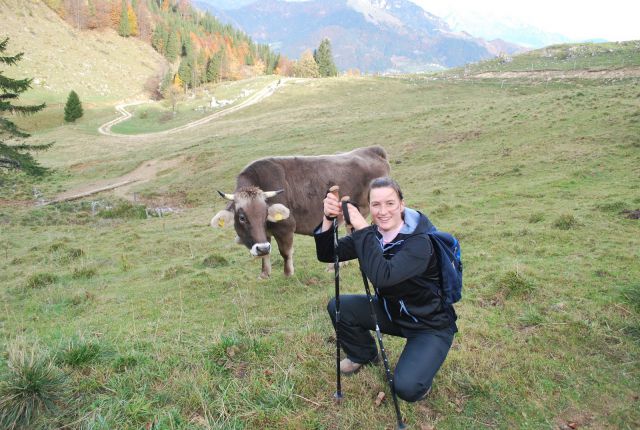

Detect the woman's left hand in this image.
[345,202,368,230]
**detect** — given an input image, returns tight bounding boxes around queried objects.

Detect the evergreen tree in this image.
[64,90,83,122]
[0,38,50,176]
[177,57,192,90]
[118,0,130,37]
[165,31,179,62]
[314,38,338,77]
[206,50,223,83]
[151,25,167,54]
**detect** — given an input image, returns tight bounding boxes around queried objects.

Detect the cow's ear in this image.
[267,203,290,222]
[211,209,234,228]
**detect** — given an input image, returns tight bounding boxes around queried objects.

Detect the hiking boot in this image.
[340,356,378,376]
[339,358,364,375]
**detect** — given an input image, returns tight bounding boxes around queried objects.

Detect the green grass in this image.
[1,45,640,428]
[448,40,640,74]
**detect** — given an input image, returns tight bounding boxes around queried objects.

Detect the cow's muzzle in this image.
[250,242,271,256]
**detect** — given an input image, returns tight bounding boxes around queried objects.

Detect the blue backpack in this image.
[428,230,463,306]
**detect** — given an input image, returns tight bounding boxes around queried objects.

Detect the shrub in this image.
[0,342,67,429]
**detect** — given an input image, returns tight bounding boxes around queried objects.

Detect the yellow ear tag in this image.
[218,219,225,227]
[274,213,283,221]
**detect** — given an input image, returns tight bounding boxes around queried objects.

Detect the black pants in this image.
[327,294,454,402]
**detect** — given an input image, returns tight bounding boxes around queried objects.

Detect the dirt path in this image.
[46,156,185,205]
[98,78,286,138]
[470,66,640,80]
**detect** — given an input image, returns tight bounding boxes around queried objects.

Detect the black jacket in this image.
[315,208,457,331]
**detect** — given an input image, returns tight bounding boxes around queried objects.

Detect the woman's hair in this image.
[368,176,404,201]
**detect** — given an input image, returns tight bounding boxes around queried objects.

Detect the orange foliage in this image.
[127,5,139,36]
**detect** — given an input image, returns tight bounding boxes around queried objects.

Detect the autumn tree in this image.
[127,3,139,37]
[64,90,83,122]
[0,38,50,176]
[275,55,295,77]
[293,50,320,78]
[314,38,338,77]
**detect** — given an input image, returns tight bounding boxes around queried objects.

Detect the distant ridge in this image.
[196,0,525,73]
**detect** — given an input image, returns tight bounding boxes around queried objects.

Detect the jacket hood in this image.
[399,208,436,235]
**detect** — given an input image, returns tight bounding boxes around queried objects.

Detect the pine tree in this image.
[314,38,338,77]
[206,50,223,83]
[165,31,179,62]
[177,57,192,90]
[118,0,130,37]
[0,38,50,176]
[64,90,83,122]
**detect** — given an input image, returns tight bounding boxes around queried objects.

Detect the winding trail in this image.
[98,78,286,138]
[46,79,288,205]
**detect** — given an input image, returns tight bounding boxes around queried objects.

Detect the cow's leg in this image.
[260,254,272,279]
[274,232,294,277]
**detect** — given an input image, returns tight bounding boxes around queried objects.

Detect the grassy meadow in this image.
[1,45,640,429]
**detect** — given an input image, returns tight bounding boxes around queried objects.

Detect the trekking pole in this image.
[341,199,406,430]
[329,185,343,401]
[360,270,406,430]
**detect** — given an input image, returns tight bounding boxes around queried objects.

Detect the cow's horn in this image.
[263,189,284,199]
[217,190,235,201]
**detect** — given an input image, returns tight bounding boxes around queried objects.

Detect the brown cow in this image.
[210,146,390,278]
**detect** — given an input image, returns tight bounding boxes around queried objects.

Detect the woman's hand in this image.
[344,202,368,231]
[323,191,341,219]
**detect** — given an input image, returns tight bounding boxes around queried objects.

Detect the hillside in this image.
[0,0,167,104]
[0,43,639,429]
[449,40,640,76]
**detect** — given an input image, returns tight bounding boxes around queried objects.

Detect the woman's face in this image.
[369,186,405,233]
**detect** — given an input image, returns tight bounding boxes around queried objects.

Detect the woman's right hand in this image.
[323,191,341,220]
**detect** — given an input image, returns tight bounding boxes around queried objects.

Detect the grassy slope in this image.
[0,46,639,428]
[450,40,640,74]
[0,0,166,133]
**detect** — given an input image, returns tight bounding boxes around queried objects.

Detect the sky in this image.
[411,0,640,42]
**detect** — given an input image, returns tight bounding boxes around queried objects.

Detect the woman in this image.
[315,177,457,402]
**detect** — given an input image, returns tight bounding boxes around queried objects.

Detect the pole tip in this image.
[333,391,344,402]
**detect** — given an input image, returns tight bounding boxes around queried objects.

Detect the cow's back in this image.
[237,146,390,235]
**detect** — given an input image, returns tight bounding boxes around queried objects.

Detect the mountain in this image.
[195,0,525,73]
[433,10,572,48]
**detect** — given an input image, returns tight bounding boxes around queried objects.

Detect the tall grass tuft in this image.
[553,213,580,230]
[497,270,535,298]
[97,201,147,219]
[24,273,58,289]
[57,336,102,367]
[0,342,67,429]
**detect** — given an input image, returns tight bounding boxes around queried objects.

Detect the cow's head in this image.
[210,186,290,257]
